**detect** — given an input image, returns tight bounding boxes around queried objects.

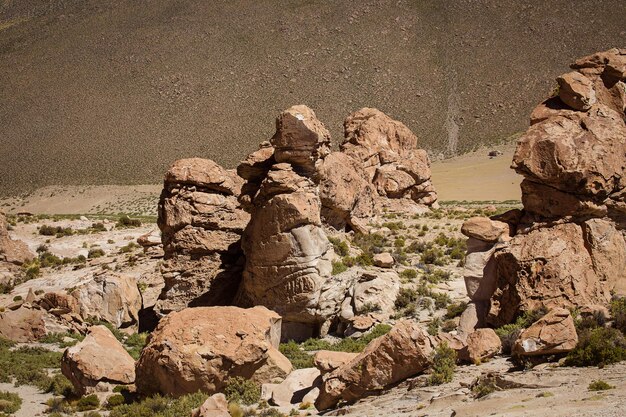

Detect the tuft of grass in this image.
[328,237,349,256]
[331,260,348,275]
[76,394,100,411]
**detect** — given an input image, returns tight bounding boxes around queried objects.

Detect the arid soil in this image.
[1,0,625,194]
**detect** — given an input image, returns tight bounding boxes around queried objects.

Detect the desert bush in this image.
[610,297,626,334]
[429,342,456,385]
[0,391,22,415]
[395,288,418,311]
[494,308,548,353]
[394,237,406,248]
[331,260,348,275]
[116,216,142,228]
[382,221,405,231]
[360,302,381,314]
[46,397,73,414]
[106,394,126,408]
[119,242,139,254]
[109,392,207,417]
[224,377,260,405]
[91,222,107,232]
[422,267,451,284]
[88,248,105,259]
[328,237,349,256]
[421,247,446,266]
[588,380,613,391]
[124,332,148,360]
[279,341,314,369]
[0,341,63,390]
[445,301,467,319]
[399,269,417,281]
[565,327,626,367]
[352,233,386,257]
[427,317,441,336]
[76,394,100,411]
[39,225,73,237]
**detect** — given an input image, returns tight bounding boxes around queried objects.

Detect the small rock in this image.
[373,252,394,268]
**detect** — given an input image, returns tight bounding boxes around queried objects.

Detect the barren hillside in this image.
[1,0,624,194]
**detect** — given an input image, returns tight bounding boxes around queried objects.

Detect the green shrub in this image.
[12,295,22,302]
[279,341,314,369]
[91,222,107,232]
[124,333,148,360]
[224,377,260,405]
[394,237,406,248]
[610,297,626,334]
[445,301,467,319]
[427,317,440,336]
[421,247,446,266]
[422,267,451,284]
[395,288,418,310]
[0,391,21,415]
[106,394,126,408]
[331,261,348,275]
[119,242,139,254]
[399,269,417,281]
[429,342,456,385]
[328,237,349,256]
[588,380,614,391]
[495,308,548,352]
[88,248,105,259]
[472,379,497,398]
[116,216,142,228]
[382,221,405,231]
[109,392,207,417]
[0,343,63,390]
[39,225,73,237]
[76,394,100,411]
[359,302,381,314]
[565,327,626,367]
[46,397,73,414]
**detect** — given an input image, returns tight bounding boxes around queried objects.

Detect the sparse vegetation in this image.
[565,327,626,367]
[76,394,100,411]
[224,376,261,405]
[331,260,348,275]
[328,237,349,256]
[588,380,614,391]
[108,392,207,417]
[429,342,456,385]
[0,391,22,416]
[116,216,142,228]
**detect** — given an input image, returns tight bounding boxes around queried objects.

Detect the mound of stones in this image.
[460,49,626,348]
[135,306,292,397]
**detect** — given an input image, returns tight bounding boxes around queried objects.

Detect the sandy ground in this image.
[431,143,521,202]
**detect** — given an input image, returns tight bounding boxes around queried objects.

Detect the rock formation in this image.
[234,106,337,340]
[155,158,249,315]
[0,304,47,342]
[0,212,34,266]
[135,306,292,397]
[460,49,626,328]
[70,272,142,329]
[512,308,578,357]
[61,325,136,395]
[315,320,436,410]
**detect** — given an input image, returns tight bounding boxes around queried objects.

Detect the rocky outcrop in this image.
[61,325,135,395]
[156,158,249,315]
[316,320,435,410]
[263,368,321,407]
[70,272,142,329]
[235,106,336,340]
[461,49,626,328]
[135,306,292,397]
[0,212,34,266]
[512,308,578,357]
[340,108,438,207]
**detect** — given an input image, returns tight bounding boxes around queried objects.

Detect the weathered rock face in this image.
[71,272,142,329]
[156,158,249,315]
[313,351,359,375]
[61,325,135,395]
[135,306,292,397]
[235,106,336,338]
[462,50,626,329]
[488,222,616,326]
[513,48,626,219]
[340,108,438,207]
[0,212,34,266]
[316,320,435,410]
[459,328,502,364]
[512,308,578,357]
[191,394,230,417]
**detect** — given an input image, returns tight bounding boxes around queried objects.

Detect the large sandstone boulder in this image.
[135,306,292,397]
[339,108,438,207]
[0,212,34,265]
[156,158,249,315]
[313,351,359,375]
[191,394,230,417]
[71,272,142,328]
[512,308,578,357]
[488,222,618,326]
[459,328,502,364]
[61,325,135,395]
[316,320,435,410]
[513,48,626,219]
[0,304,47,342]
